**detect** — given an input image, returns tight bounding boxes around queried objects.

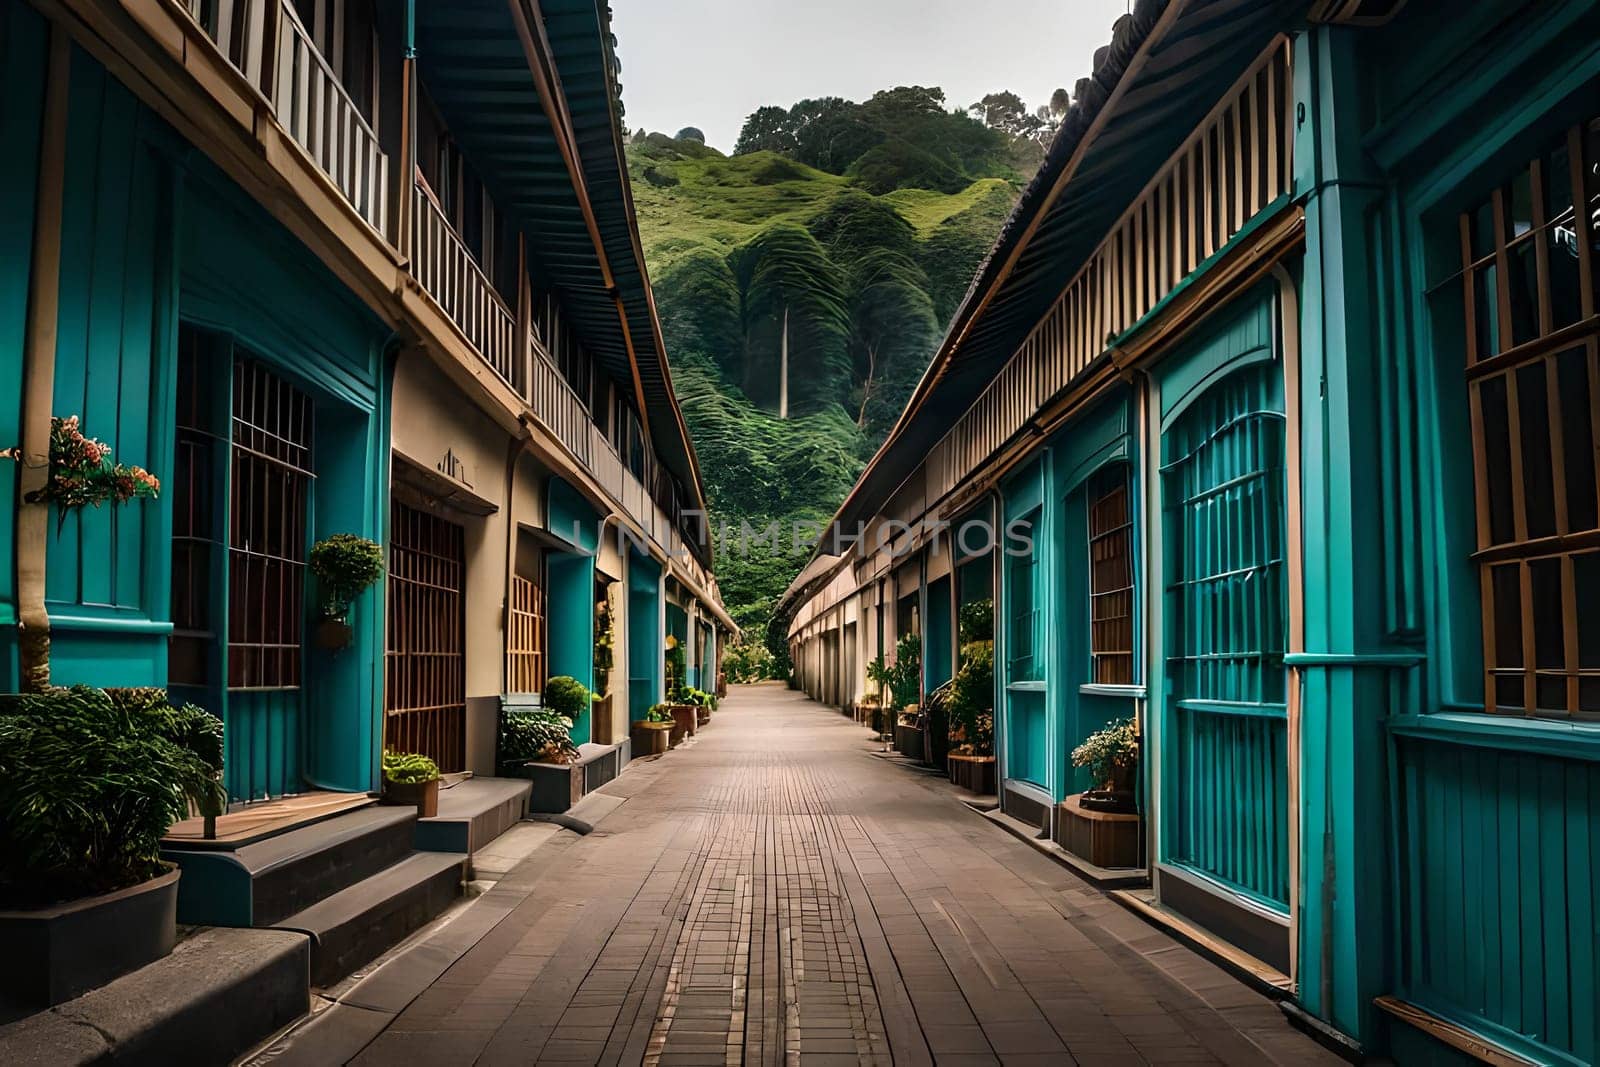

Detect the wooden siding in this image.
[1160,335,1289,911]
[928,40,1293,508]
[45,51,168,626]
[1396,736,1598,1064]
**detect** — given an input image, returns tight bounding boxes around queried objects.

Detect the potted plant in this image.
[381,749,441,817]
[0,686,223,1008]
[682,686,715,727]
[865,655,892,734]
[1072,716,1139,813]
[946,639,997,794]
[501,706,580,768]
[631,703,674,756]
[499,693,585,812]
[309,534,384,650]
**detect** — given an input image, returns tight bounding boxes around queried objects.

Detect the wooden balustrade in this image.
[410,183,521,390]
[184,0,271,90]
[180,1,390,240]
[273,3,389,238]
[528,342,593,468]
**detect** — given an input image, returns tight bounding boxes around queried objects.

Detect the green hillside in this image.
[628,88,1042,668]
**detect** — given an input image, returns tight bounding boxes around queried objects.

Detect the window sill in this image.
[1079,683,1146,699]
[45,607,174,636]
[1389,711,1600,761]
[1006,681,1047,693]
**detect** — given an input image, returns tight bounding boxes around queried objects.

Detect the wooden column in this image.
[16,25,71,692]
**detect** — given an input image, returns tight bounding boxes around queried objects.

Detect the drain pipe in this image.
[13,28,71,693]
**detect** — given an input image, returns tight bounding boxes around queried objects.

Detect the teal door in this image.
[627,552,662,724]
[1004,509,1048,787]
[1160,356,1290,910]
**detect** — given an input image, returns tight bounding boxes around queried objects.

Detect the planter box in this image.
[382,777,440,818]
[695,706,711,727]
[517,758,585,813]
[893,722,925,763]
[947,754,996,795]
[590,693,616,745]
[0,865,179,1008]
[631,721,672,756]
[1055,794,1141,869]
[667,704,696,745]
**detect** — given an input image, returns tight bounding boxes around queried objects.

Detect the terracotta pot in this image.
[0,864,179,1008]
[631,720,672,756]
[382,777,439,817]
[668,704,697,742]
[314,616,353,650]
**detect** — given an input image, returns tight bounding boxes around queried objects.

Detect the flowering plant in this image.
[3,416,159,532]
[1071,716,1139,790]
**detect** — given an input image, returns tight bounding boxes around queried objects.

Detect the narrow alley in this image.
[265,685,1336,1066]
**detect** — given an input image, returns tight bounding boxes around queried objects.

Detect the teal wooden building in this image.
[2,0,732,803]
[785,0,1600,1061]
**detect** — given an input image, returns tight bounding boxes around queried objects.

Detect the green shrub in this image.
[0,686,225,908]
[544,676,591,721]
[958,598,994,643]
[382,749,440,785]
[947,640,994,756]
[645,703,676,724]
[594,587,615,696]
[500,709,579,765]
[664,641,688,699]
[887,633,922,709]
[309,534,384,615]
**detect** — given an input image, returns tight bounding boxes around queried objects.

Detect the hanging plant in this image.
[309,534,384,616]
[308,534,383,650]
[2,416,159,533]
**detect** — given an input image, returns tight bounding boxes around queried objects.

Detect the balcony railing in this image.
[180,0,390,240]
[528,340,592,469]
[272,4,389,237]
[184,0,271,87]
[411,182,522,391]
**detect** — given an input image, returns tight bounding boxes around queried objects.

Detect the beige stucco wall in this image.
[391,350,515,774]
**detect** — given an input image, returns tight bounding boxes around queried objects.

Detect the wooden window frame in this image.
[226,359,315,691]
[385,500,467,771]
[1006,510,1042,683]
[1087,466,1135,685]
[507,554,548,696]
[1457,116,1600,720]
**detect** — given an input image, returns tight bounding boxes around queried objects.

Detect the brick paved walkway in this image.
[284,684,1339,1066]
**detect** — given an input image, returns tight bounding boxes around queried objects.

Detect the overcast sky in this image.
[609,0,1133,154]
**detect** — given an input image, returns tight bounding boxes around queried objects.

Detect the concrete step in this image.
[0,928,306,1066]
[414,777,531,855]
[271,851,465,986]
[163,805,418,927]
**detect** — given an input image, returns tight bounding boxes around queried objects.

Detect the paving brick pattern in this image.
[331,685,1339,1066]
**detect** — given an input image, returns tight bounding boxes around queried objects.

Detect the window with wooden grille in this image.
[1457,116,1600,718]
[507,560,547,695]
[227,360,313,690]
[1087,467,1135,684]
[170,327,223,692]
[386,501,466,770]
